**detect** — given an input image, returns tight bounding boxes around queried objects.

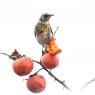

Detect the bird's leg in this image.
[42,47,44,55]
[42,46,48,55]
[42,47,46,55]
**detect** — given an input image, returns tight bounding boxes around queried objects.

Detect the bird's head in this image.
[39,13,54,22]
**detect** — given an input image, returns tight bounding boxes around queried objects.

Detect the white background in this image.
[0,0,95,95]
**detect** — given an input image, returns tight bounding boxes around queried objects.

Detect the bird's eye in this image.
[44,15,48,18]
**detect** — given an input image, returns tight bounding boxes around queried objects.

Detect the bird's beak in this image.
[50,14,54,16]
[47,14,54,20]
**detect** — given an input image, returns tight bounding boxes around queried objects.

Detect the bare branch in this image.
[0,52,71,92]
[32,60,71,91]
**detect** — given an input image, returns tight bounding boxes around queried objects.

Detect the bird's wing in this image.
[34,22,52,36]
[34,22,44,37]
[34,27,36,37]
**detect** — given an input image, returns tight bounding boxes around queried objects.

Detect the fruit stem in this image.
[32,59,71,92]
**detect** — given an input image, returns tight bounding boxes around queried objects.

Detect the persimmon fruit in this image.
[13,57,33,76]
[26,75,46,93]
[41,53,59,69]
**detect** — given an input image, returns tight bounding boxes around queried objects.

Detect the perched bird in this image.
[34,13,54,49]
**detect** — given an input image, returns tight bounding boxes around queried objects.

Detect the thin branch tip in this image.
[52,26,59,37]
[81,78,95,89]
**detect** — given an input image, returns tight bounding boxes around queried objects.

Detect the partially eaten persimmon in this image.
[46,37,61,55]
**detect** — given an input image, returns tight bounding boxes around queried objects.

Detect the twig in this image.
[23,68,44,81]
[0,52,10,57]
[33,68,44,75]
[52,26,59,37]
[32,60,71,91]
[81,78,95,89]
[0,50,25,60]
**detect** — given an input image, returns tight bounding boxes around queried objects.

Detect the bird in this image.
[34,13,54,53]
